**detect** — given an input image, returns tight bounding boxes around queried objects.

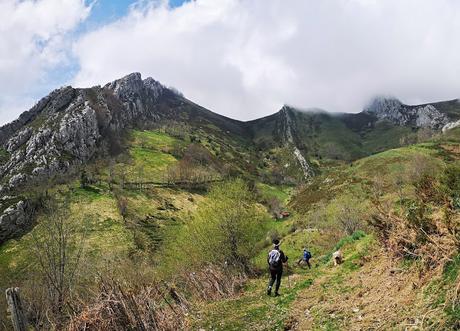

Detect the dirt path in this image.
[288,249,424,330]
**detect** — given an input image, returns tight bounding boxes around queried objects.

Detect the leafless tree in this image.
[116,194,128,222]
[337,204,363,236]
[30,197,86,319]
[108,159,116,190]
[267,197,282,219]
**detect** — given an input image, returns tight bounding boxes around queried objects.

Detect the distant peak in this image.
[122,72,142,81]
[279,104,325,115]
[364,96,402,113]
[280,104,292,112]
[104,72,168,100]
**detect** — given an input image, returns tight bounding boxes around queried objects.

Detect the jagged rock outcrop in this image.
[0,198,37,244]
[442,119,460,132]
[0,87,76,146]
[103,72,165,128]
[0,73,178,242]
[277,106,314,179]
[0,93,101,190]
[278,106,296,144]
[364,97,449,130]
[0,73,173,193]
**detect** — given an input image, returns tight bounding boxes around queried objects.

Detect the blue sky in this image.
[85,0,189,30]
[56,0,190,89]
[0,0,191,125]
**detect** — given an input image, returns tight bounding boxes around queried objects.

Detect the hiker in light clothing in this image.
[267,239,288,296]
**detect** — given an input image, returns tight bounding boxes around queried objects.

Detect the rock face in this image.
[0,198,37,244]
[277,106,314,179]
[0,73,179,243]
[364,97,449,130]
[0,73,171,193]
[442,119,460,132]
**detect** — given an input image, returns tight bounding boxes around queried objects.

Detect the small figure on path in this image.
[332,250,343,266]
[297,248,312,269]
[267,239,288,296]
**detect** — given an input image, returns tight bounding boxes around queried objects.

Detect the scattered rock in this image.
[0,199,37,244]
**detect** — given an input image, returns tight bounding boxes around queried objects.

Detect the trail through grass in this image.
[193,233,375,330]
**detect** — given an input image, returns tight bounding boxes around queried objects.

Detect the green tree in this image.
[164,179,266,273]
[441,164,460,209]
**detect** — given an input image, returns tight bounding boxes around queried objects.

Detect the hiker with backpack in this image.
[267,239,288,296]
[297,248,312,269]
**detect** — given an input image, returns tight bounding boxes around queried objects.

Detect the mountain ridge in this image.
[1,72,460,244]
[3,73,460,137]
[2,72,460,192]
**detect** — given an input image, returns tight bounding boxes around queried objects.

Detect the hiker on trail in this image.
[332,250,343,266]
[267,239,288,296]
[297,248,312,269]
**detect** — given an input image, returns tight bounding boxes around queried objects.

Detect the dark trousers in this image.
[268,268,283,293]
[297,258,311,269]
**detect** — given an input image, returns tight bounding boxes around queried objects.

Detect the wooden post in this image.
[5,288,28,331]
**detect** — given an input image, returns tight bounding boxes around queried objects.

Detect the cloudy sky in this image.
[1,0,460,125]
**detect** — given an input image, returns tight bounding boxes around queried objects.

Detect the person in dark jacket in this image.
[267,239,288,296]
[297,248,312,269]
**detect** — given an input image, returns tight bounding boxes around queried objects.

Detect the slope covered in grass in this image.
[192,232,374,330]
[191,130,460,330]
[1,125,459,329]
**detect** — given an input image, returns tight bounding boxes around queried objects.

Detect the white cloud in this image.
[4,0,460,124]
[73,0,460,120]
[0,0,90,125]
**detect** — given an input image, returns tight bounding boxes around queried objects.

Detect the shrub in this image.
[162,179,266,274]
[334,230,366,251]
[370,168,459,270]
[441,165,460,209]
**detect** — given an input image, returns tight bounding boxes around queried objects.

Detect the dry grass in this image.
[67,279,188,331]
[289,248,424,330]
[67,265,247,331]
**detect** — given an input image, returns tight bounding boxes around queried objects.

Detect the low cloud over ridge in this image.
[73,0,460,120]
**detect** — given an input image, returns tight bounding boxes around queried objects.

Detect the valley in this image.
[0,73,459,330]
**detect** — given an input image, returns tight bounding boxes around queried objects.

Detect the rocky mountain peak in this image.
[364,96,448,129]
[143,77,165,99]
[104,72,166,102]
[364,96,403,118]
[0,72,177,196]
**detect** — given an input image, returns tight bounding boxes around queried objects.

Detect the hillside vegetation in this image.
[1,117,460,330]
[193,128,460,330]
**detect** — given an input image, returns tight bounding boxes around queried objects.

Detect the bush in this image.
[334,230,366,251]
[441,165,460,209]
[370,167,459,269]
[162,179,266,274]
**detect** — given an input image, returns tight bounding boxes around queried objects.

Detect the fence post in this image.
[5,288,28,331]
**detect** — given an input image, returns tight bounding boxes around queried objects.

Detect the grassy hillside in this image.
[192,129,460,330]
[248,107,420,162]
[1,124,459,330]
[0,126,296,329]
